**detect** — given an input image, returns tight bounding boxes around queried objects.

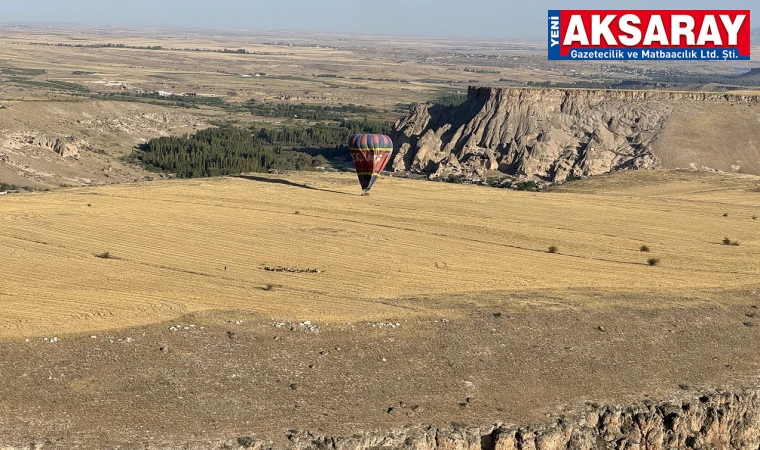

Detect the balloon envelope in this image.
[348,134,393,194]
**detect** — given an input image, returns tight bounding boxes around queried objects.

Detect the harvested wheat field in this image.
[1,170,759,337]
[1,170,760,449]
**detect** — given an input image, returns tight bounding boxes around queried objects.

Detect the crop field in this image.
[1,170,758,339]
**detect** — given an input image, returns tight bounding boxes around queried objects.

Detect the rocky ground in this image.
[0,100,204,189]
[1,289,759,449]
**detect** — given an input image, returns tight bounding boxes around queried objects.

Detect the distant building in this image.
[157,90,173,97]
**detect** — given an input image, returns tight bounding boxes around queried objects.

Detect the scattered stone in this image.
[387,407,395,415]
[743,322,756,327]
[493,312,503,319]
[160,345,169,353]
[290,383,299,391]
[319,350,328,356]
[264,266,322,274]
[597,326,607,332]
[272,319,320,333]
[368,321,401,329]
[227,331,236,339]
[747,312,758,318]
[90,335,97,339]
[678,384,691,391]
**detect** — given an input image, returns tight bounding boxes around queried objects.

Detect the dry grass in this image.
[0,170,758,338]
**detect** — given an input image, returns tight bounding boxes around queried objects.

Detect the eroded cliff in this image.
[14,388,749,450]
[391,87,760,181]
[285,389,760,450]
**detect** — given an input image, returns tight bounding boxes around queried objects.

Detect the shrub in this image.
[237,437,254,448]
[640,245,650,252]
[753,215,757,220]
[647,258,660,266]
[95,251,113,259]
[548,246,558,254]
[723,213,729,217]
[723,237,740,246]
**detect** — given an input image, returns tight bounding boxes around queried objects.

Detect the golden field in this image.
[1,170,758,338]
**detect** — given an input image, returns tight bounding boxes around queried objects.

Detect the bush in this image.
[547,246,558,254]
[0,182,18,192]
[513,180,538,191]
[753,215,757,220]
[723,213,729,217]
[640,245,650,252]
[647,258,660,266]
[723,237,740,246]
[95,251,114,259]
[237,437,254,448]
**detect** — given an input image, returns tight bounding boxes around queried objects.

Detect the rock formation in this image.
[30,135,81,158]
[390,87,760,181]
[277,389,760,450]
[8,388,745,450]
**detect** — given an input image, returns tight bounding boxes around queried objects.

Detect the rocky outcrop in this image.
[2,389,759,449]
[390,87,760,181]
[29,135,82,158]
[279,389,760,450]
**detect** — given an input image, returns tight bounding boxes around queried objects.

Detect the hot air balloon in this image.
[348,133,393,195]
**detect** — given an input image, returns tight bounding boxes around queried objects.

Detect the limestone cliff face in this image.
[281,389,760,450]
[390,87,760,181]
[3,389,759,449]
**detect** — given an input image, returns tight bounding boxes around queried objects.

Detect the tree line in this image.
[138,120,392,178]
[244,100,379,120]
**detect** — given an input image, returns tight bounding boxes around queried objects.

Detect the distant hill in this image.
[738,67,760,80]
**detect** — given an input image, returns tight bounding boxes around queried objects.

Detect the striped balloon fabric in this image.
[348,134,394,195]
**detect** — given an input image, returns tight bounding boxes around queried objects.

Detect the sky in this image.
[0,0,757,39]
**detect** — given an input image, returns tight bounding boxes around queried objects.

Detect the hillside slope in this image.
[391,87,760,181]
[0,171,759,448]
[0,100,203,189]
[1,170,758,337]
